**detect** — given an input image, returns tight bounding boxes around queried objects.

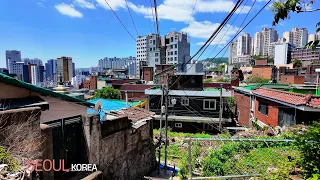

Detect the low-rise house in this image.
[234,84,320,127]
[146,74,234,133]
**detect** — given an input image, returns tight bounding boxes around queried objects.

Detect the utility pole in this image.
[164,75,169,171]
[158,85,164,174]
[219,83,223,131]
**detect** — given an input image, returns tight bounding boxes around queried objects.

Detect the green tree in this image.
[293,59,302,68]
[204,78,213,83]
[92,86,119,99]
[271,0,319,49]
[295,122,320,179]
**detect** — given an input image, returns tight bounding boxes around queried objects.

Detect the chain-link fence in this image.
[185,138,298,180]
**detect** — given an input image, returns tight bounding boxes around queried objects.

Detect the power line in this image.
[144,0,154,33]
[211,0,272,61]
[153,0,160,35]
[155,0,243,77]
[124,0,139,37]
[184,0,198,33]
[103,0,136,42]
[149,0,157,33]
[206,0,252,59]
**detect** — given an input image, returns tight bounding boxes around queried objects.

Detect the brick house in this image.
[83,75,97,90]
[252,66,272,79]
[234,85,320,127]
[119,83,156,108]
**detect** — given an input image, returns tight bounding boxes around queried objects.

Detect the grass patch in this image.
[153,129,212,138]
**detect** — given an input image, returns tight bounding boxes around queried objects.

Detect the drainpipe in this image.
[125,91,128,108]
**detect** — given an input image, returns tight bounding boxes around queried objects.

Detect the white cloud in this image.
[74,0,96,9]
[36,2,45,8]
[129,0,251,23]
[257,24,269,28]
[96,0,126,10]
[55,3,83,18]
[182,21,238,45]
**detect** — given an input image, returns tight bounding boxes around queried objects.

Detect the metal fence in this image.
[186,138,296,180]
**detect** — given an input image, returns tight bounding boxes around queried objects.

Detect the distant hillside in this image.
[201,57,228,64]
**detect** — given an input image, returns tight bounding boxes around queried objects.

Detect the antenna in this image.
[94,99,102,114]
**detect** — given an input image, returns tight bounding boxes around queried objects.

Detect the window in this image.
[155,53,159,57]
[167,58,170,61]
[171,52,173,55]
[174,57,177,61]
[171,37,174,42]
[175,51,177,55]
[153,40,155,45]
[181,97,189,106]
[175,44,177,48]
[203,99,216,110]
[153,47,155,51]
[175,123,182,128]
[171,57,173,61]
[170,45,173,49]
[150,48,152,51]
[168,52,170,55]
[155,58,158,62]
[278,108,295,126]
[258,101,268,115]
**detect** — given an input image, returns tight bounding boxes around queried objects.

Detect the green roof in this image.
[0,73,94,107]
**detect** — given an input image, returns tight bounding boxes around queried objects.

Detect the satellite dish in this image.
[94,100,102,113]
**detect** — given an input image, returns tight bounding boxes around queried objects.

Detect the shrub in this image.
[246,74,270,83]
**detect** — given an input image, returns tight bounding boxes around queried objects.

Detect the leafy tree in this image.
[92,86,119,99]
[293,59,302,68]
[271,0,320,49]
[204,78,213,83]
[295,122,320,179]
[253,55,262,59]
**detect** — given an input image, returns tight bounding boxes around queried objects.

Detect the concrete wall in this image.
[234,92,251,126]
[0,82,39,99]
[0,107,53,179]
[255,97,279,127]
[83,115,156,180]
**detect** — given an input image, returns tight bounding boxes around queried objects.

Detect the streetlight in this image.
[316,68,320,95]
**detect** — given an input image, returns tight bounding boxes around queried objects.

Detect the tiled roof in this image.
[252,87,307,105]
[116,107,155,122]
[308,97,320,108]
[120,83,156,92]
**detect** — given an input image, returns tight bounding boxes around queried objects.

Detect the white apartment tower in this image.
[237,33,252,56]
[283,28,308,48]
[228,41,237,64]
[253,32,263,55]
[136,34,161,78]
[262,28,278,56]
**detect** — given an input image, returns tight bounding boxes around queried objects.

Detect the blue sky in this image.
[0,0,319,68]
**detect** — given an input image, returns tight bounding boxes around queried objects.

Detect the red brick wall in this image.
[255,59,267,65]
[90,76,97,90]
[252,67,272,79]
[280,75,305,84]
[234,92,250,126]
[255,97,279,127]
[143,67,153,81]
[120,92,148,109]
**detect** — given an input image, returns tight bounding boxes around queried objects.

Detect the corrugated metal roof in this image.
[0,73,94,107]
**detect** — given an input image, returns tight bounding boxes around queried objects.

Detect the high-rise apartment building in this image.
[98,56,136,71]
[253,32,263,55]
[136,34,161,78]
[45,59,57,81]
[274,42,295,65]
[237,33,252,56]
[23,58,43,66]
[283,28,308,48]
[56,56,73,82]
[6,50,22,74]
[261,28,278,56]
[11,62,25,80]
[229,41,238,64]
[163,32,190,68]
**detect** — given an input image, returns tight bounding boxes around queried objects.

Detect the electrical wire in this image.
[124,0,139,37]
[211,0,272,61]
[184,0,198,33]
[103,0,136,42]
[144,0,155,33]
[153,0,160,36]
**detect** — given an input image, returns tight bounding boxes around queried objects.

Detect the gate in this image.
[44,115,89,178]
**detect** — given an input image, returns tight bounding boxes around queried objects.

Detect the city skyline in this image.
[0,0,319,68]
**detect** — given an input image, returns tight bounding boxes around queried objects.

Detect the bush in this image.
[246,74,270,83]
[295,122,320,179]
[0,146,19,170]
